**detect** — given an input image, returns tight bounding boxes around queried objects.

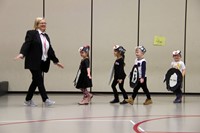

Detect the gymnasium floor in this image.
[0,94,200,133]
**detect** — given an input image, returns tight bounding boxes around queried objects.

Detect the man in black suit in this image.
[15,17,64,106]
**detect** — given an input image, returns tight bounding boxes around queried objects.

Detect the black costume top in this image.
[114,58,126,80]
[76,58,92,89]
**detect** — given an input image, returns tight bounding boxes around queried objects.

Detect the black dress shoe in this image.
[120,100,128,104]
[110,99,119,103]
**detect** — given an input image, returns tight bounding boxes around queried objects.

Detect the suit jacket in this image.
[20,30,59,73]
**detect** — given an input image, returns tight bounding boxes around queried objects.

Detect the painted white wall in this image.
[139,0,185,92]
[185,0,200,93]
[0,0,43,91]
[92,0,138,92]
[0,0,199,93]
[44,0,91,92]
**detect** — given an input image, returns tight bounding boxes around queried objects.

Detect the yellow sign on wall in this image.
[153,35,166,46]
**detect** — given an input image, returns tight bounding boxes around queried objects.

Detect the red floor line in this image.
[0,115,200,127]
[133,115,200,133]
[0,114,200,133]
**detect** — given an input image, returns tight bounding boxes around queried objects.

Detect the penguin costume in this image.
[129,65,139,89]
[164,68,183,92]
[164,50,186,103]
[110,45,128,104]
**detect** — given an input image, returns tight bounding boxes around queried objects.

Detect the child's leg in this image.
[173,86,182,103]
[132,83,141,100]
[125,85,140,105]
[78,88,89,105]
[81,88,88,96]
[125,82,140,105]
[141,78,151,99]
[110,79,119,103]
[141,78,152,105]
[176,89,182,99]
[118,80,128,99]
[81,88,87,98]
[81,88,93,102]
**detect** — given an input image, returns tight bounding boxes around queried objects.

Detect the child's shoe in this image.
[143,99,152,105]
[173,98,182,103]
[110,99,119,104]
[78,98,89,105]
[125,97,134,105]
[120,100,128,104]
[78,95,89,105]
[88,93,93,103]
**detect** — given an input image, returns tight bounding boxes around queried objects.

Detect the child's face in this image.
[80,51,88,58]
[135,49,144,59]
[114,50,120,57]
[173,54,181,62]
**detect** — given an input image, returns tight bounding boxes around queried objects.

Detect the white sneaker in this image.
[24,100,37,107]
[44,99,55,106]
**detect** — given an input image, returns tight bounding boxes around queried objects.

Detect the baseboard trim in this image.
[7,91,200,95]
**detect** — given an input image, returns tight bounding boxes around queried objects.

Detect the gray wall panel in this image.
[0,0,42,91]
[45,0,91,91]
[139,0,185,92]
[92,0,138,92]
[185,0,200,93]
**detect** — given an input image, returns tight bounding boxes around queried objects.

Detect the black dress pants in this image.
[25,69,48,102]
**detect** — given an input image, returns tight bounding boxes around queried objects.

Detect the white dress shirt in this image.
[37,29,50,61]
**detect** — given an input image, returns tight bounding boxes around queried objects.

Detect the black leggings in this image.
[174,86,182,99]
[132,77,151,99]
[111,78,128,100]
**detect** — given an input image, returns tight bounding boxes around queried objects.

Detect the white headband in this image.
[173,50,181,55]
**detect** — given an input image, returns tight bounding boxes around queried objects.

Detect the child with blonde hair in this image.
[171,50,186,103]
[74,45,93,105]
[126,46,152,105]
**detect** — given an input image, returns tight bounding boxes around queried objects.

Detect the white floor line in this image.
[0,119,131,123]
[130,120,145,132]
[0,120,26,123]
[58,119,131,122]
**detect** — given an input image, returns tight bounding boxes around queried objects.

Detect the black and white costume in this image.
[165,68,183,92]
[129,65,139,88]
[171,60,185,99]
[131,58,151,100]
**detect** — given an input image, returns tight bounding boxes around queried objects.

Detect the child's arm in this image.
[182,62,186,77]
[140,61,146,83]
[182,69,186,77]
[85,58,92,79]
[117,59,125,83]
[87,68,92,79]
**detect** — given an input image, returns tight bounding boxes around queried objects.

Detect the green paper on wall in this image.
[154,36,166,46]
